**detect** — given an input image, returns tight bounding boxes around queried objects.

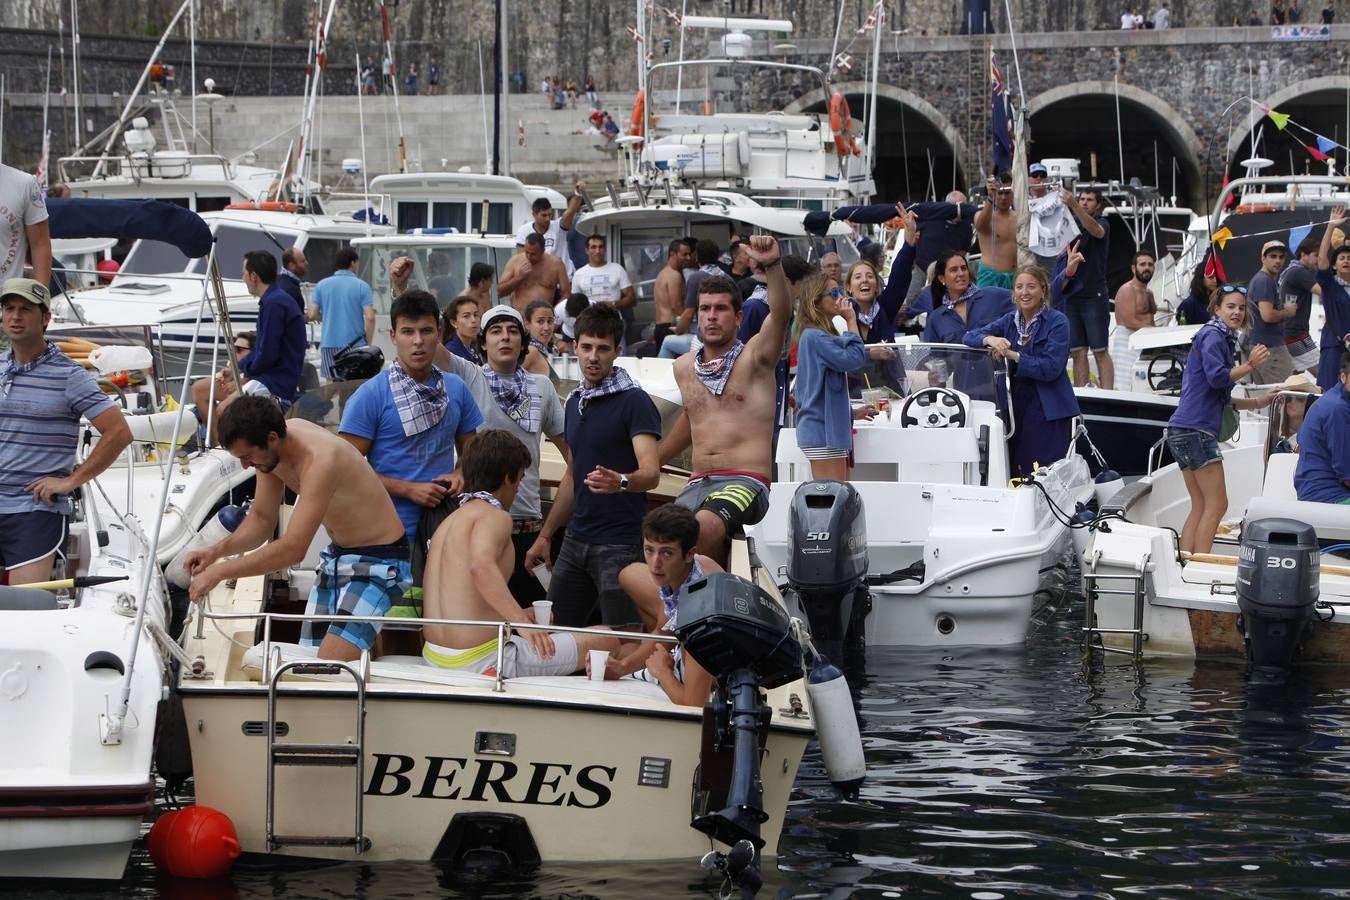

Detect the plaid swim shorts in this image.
[300,540,412,651]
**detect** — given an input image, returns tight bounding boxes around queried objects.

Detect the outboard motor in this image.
[675,572,805,897]
[1237,517,1320,675]
[785,481,869,663]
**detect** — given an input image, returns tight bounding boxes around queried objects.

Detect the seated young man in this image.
[422,429,618,676]
[612,505,723,706]
[190,331,255,444]
[1295,351,1350,504]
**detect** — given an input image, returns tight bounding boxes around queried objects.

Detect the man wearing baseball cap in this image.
[476,304,568,605]
[0,278,131,583]
[1247,239,1297,383]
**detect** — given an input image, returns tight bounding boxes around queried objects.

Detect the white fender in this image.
[165,506,246,589]
[807,661,865,798]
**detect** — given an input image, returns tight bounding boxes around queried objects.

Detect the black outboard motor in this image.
[1237,517,1320,675]
[674,572,803,898]
[785,481,868,663]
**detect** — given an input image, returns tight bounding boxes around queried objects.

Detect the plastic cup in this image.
[532,600,553,627]
[532,563,551,589]
[588,649,609,682]
[861,387,884,410]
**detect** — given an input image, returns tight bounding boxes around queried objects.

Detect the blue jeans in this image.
[545,536,643,629]
[658,333,694,359]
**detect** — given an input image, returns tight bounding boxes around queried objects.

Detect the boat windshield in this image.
[121,239,191,276]
[190,225,299,279]
[852,342,1000,407]
[356,243,516,311]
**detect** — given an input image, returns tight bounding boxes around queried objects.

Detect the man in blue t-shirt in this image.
[1295,351,1350,503]
[525,304,662,630]
[339,290,483,542]
[1246,240,1297,384]
[307,247,374,380]
[238,250,306,404]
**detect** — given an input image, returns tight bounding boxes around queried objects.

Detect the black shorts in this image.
[674,474,770,537]
[0,510,68,571]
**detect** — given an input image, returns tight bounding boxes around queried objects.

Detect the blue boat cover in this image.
[46,198,214,258]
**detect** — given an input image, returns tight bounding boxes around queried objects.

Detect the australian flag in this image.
[991,54,1014,175]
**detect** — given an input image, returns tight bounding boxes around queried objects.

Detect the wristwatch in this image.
[619,474,630,492]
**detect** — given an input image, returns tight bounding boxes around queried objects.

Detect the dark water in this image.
[11,592,1350,898]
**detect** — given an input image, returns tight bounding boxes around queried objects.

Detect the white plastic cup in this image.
[532,563,552,589]
[532,600,553,627]
[588,649,609,682]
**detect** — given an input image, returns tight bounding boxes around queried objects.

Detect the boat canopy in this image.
[47,199,214,259]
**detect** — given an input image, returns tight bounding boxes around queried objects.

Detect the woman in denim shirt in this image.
[793,273,868,481]
[962,260,1082,477]
[1166,286,1278,554]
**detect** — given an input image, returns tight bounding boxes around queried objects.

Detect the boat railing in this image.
[197,606,678,695]
[57,152,236,184]
[1210,175,1350,231]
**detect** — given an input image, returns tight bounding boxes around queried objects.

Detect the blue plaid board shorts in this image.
[300,540,413,651]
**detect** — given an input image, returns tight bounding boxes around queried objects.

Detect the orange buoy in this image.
[829,93,854,156]
[629,88,646,137]
[223,201,302,213]
[1233,203,1278,214]
[147,805,241,879]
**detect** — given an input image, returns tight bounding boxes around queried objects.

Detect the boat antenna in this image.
[377,0,408,173]
[828,0,847,85]
[674,0,689,108]
[189,0,197,151]
[39,48,52,185]
[91,0,193,178]
[1114,71,1126,186]
[69,0,82,149]
[355,55,372,234]
[864,0,882,189]
[477,39,491,172]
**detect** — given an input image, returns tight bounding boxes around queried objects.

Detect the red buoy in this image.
[146,805,241,878]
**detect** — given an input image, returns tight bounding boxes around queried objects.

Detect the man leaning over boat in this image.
[185,396,412,661]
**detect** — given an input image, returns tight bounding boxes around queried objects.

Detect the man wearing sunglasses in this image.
[1247,239,1297,384]
[191,331,257,436]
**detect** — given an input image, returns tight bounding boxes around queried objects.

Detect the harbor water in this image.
[8,587,1350,898]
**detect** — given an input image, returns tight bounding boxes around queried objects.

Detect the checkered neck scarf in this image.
[1204,317,1240,360]
[659,557,705,631]
[461,491,503,510]
[1015,307,1044,346]
[694,340,745,397]
[943,284,978,310]
[481,363,541,433]
[0,341,58,398]
[529,337,552,357]
[854,297,881,327]
[388,359,446,437]
[570,364,637,413]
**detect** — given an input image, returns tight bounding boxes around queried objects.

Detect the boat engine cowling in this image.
[1237,517,1320,672]
[786,481,868,661]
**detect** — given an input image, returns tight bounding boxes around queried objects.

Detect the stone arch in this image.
[1226,76,1350,168]
[1028,81,1204,211]
[785,82,971,201]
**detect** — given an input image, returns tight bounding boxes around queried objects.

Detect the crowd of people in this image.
[3,161,1348,707]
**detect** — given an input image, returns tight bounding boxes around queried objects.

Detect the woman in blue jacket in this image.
[1165,286,1278,554]
[794,272,868,481]
[963,263,1081,476]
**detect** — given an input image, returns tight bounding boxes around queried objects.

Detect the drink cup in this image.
[532,600,553,627]
[861,387,884,411]
[532,563,551,589]
[588,649,609,682]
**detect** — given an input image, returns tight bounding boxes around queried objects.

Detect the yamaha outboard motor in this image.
[785,481,869,664]
[675,572,803,898]
[1237,517,1320,676]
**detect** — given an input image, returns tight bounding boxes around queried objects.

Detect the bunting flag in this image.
[1212,226,1234,250]
[1205,251,1227,284]
[1220,173,1238,210]
[1267,109,1291,130]
[1305,143,1330,162]
[1317,134,1338,155]
[1288,223,1314,251]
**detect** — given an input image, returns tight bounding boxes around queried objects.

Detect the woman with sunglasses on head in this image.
[792,273,869,481]
[1165,284,1279,554]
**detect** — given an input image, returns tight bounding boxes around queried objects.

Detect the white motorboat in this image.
[1082,394,1350,666]
[746,343,1095,648]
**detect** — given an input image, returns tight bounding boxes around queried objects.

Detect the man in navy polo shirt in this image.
[238,250,306,405]
[1296,351,1350,503]
[525,303,661,630]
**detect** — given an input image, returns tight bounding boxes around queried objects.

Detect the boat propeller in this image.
[701,840,762,899]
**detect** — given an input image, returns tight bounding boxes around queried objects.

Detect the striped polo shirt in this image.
[0,342,116,515]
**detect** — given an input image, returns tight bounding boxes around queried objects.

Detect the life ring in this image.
[224,201,302,213]
[1233,203,1278,214]
[829,93,854,156]
[629,89,646,137]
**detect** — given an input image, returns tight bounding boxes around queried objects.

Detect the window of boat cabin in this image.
[301,238,344,282]
[121,239,190,275]
[194,196,233,214]
[619,227,682,301]
[190,225,298,279]
[357,243,515,313]
[396,201,512,235]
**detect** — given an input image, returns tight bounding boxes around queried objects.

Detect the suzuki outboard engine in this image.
[1237,517,1320,675]
[785,481,869,664]
[675,572,803,897]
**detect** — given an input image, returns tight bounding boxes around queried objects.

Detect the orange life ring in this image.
[829,93,854,156]
[224,201,302,213]
[1233,203,1278,214]
[629,89,646,136]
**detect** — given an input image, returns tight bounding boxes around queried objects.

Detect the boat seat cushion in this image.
[1262,452,1300,501]
[1245,496,1350,542]
[0,586,59,610]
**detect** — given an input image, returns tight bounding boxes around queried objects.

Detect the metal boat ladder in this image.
[265,657,371,853]
[1081,552,1151,659]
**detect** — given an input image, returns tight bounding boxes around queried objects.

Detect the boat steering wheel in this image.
[1147,353,1185,393]
[899,387,968,429]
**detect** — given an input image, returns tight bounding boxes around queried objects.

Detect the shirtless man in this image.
[652,238,694,350]
[185,396,410,661]
[421,429,617,676]
[975,174,1018,289]
[659,235,789,566]
[497,232,570,313]
[1110,249,1157,383]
